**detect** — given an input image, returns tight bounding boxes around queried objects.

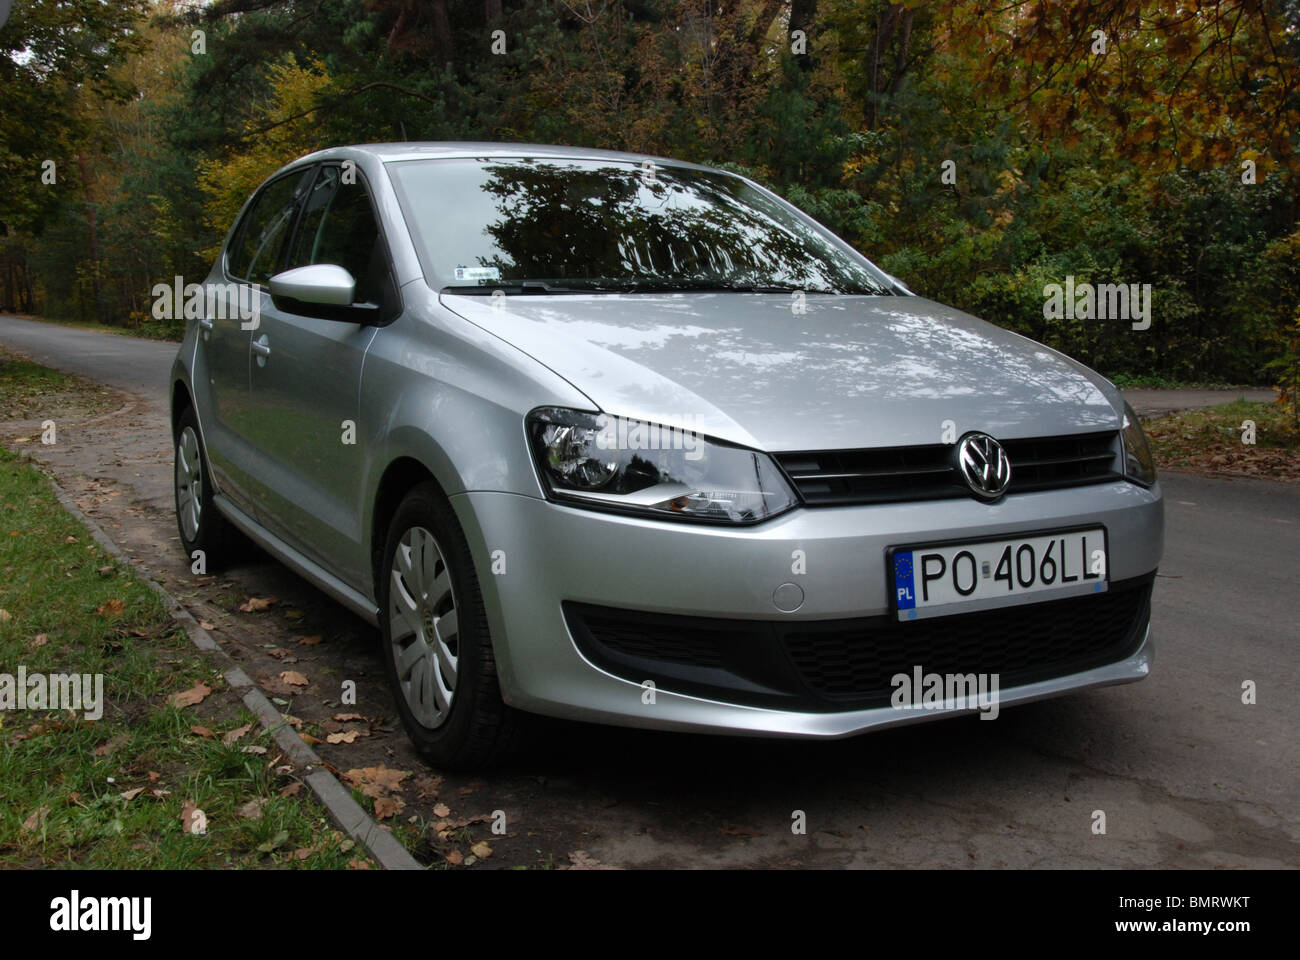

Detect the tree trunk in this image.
[790,0,817,70]
[76,150,104,324]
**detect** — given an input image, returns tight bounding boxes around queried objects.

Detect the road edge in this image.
[42,470,423,871]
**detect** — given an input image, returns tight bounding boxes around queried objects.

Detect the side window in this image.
[227,169,313,285]
[286,165,388,305]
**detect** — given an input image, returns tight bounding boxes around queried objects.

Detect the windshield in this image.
[386,157,895,295]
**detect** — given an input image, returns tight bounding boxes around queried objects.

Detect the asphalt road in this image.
[2,312,1297,868]
[0,315,176,398]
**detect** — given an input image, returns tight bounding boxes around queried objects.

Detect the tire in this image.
[173,406,237,570]
[378,482,520,770]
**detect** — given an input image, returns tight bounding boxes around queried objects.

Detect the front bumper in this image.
[453,480,1162,737]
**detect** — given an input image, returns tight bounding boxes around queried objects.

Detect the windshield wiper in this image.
[618,280,841,295]
[441,281,620,295]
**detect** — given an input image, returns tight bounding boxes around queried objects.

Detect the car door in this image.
[245,163,396,588]
[195,167,314,514]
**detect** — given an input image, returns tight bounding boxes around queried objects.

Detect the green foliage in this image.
[0,0,1296,381]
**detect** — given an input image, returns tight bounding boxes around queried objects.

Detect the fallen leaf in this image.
[94,733,130,756]
[96,599,125,617]
[279,782,302,798]
[259,675,298,697]
[280,714,303,729]
[444,850,464,865]
[348,858,371,870]
[21,806,49,832]
[167,681,211,708]
[433,802,451,818]
[238,596,278,613]
[150,789,170,799]
[26,634,48,650]
[198,619,216,631]
[64,535,78,544]
[238,799,267,820]
[291,847,313,861]
[222,723,253,746]
[120,787,145,802]
[147,771,161,783]
[180,800,207,835]
[342,766,412,798]
[279,670,308,687]
[189,725,214,739]
[720,825,762,837]
[470,840,492,859]
[332,712,365,722]
[241,745,267,755]
[297,634,323,646]
[0,609,10,622]
[414,775,443,800]
[299,732,322,745]
[327,730,360,744]
[373,796,405,819]
[566,850,618,870]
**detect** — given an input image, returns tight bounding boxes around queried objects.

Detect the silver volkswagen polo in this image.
[171,143,1162,768]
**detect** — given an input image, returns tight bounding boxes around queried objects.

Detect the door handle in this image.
[252,334,271,366]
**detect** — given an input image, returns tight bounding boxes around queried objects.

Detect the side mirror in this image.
[269,264,356,308]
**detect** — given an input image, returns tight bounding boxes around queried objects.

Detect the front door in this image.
[245,164,396,588]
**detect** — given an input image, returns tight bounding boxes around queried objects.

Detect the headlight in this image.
[1120,400,1157,485]
[526,407,798,523]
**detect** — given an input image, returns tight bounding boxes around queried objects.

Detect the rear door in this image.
[195,167,314,513]
[244,164,397,588]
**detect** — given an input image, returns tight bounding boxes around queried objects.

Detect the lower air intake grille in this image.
[565,574,1152,711]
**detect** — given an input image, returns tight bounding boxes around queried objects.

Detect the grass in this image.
[1106,372,1263,390]
[1144,399,1299,480]
[0,371,369,867]
[0,348,118,422]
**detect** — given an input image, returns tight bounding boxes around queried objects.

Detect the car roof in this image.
[293,141,717,172]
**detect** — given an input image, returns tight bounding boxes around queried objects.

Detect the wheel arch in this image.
[170,378,193,437]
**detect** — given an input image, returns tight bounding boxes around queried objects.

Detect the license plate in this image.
[890,527,1108,621]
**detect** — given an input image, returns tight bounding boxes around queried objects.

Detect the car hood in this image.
[441,292,1124,451]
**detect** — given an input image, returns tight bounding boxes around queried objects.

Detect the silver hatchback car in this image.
[171,143,1163,768]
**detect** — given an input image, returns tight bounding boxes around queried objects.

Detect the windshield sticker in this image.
[454,266,501,283]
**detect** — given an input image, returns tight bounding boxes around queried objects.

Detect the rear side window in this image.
[287,165,388,304]
[227,169,313,284]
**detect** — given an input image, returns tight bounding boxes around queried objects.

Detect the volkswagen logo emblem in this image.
[957,433,1012,500]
